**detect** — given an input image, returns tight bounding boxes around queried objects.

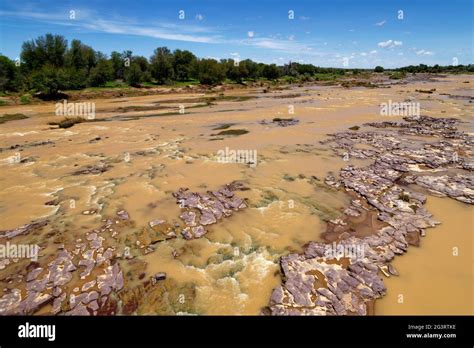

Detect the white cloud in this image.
[416,50,434,56]
[360,52,367,56]
[378,40,403,48]
[288,35,295,41]
[0,8,332,60]
[85,20,217,43]
[0,9,220,43]
[375,20,386,26]
[243,38,301,51]
[195,14,204,21]
[300,16,310,20]
[370,50,378,54]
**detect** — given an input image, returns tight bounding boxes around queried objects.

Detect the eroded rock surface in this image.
[0,181,249,315]
[0,221,48,239]
[0,214,126,315]
[268,116,473,315]
[173,182,247,239]
[259,118,300,127]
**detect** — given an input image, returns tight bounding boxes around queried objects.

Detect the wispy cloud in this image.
[240,38,302,51]
[375,20,386,26]
[378,40,402,48]
[1,6,433,68]
[0,7,322,57]
[0,9,221,43]
[416,49,434,56]
[83,20,219,43]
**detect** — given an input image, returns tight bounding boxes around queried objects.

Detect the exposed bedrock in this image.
[268,116,473,315]
[0,182,249,315]
[173,181,247,240]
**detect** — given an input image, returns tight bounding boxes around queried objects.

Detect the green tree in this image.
[192,59,226,85]
[131,56,151,82]
[172,49,197,81]
[240,59,259,79]
[63,67,88,90]
[150,47,174,84]
[21,34,68,71]
[125,62,143,86]
[296,63,316,76]
[282,62,299,77]
[374,66,384,73]
[88,59,113,87]
[31,65,68,96]
[66,39,96,71]
[63,39,95,89]
[110,51,123,79]
[0,55,19,92]
[133,56,149,72]
[262,64,280,80]
[226,60,249,83]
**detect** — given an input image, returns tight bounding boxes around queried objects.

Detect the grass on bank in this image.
[0,113,28,124]
[213,129,249,136]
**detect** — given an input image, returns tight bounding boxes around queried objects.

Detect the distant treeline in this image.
[395,64,473,73]
[0,34,472,96]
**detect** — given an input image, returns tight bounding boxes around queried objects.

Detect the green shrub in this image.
[20,94,30,104]
[125,63,143,86]
[31,65,68,96]
[192,59,226,85]
[0,113,28,123]
[88,60,113,87]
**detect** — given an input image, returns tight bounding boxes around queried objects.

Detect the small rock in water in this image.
[151,272,166,285]
[173,182,247,240]
[82,210,96,215]
[149,219,165,228]
[116,210,130,220]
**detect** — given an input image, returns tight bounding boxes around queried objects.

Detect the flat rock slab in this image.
[173,182,247,240]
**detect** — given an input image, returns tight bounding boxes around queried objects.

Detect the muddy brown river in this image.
[0,75,472,315]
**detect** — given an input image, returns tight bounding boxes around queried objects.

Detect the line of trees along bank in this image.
[0,34,346,96]
[0,34,472,96]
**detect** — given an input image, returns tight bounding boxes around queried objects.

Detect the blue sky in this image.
[0,0,472,68]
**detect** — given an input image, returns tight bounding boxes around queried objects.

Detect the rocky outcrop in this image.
[0,213,126,315]
[268,116,473,315]
[0,221,48,239]
[403,174,474,204]
[173,182,247,239]
[259,118,300,127]
[0,181,249,315]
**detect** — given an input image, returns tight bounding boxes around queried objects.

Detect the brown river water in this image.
[0,75,472,314]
